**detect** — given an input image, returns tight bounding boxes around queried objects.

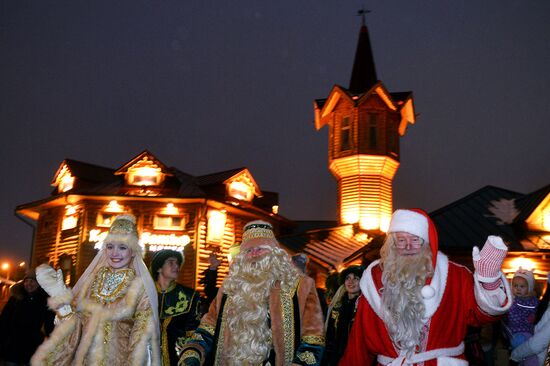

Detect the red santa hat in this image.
[388,208,439,268]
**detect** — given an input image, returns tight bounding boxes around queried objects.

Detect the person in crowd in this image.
[179,220,325,366]
[0,269,55,366]
[198,253,220,313]
[511,272,550,365]
[31,214,161,365]
[149,249,201,366]
[504,268,539,365]
[339,208,513,365]
[323,265,364,366]
[292,253,328,319]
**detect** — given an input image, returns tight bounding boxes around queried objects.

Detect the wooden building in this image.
[15,150,290,290]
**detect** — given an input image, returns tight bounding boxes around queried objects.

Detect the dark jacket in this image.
[158,282,201,366]
[0,282,55,363]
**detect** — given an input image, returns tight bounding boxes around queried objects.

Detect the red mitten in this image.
[472,235,508,282]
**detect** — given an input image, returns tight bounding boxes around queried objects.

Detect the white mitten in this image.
[472,235,508,283]
[36,264,73,317]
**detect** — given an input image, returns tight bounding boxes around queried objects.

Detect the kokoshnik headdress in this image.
[103,214,142,256]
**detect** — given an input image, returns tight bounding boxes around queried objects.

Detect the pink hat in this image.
[514,268,535,293]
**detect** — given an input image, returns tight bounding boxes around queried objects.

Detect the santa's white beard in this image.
[380,244,434,356]
[222,247,298,365]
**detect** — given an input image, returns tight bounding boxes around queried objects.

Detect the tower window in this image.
[340,117,351,151]
[368,113,378,149]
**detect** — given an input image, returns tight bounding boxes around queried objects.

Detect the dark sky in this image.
[1,1,549,262]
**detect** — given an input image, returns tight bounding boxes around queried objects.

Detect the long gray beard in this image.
[222,248,296,365]
[381,245,433,356]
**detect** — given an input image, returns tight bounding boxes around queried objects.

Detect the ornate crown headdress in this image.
[104,214,142,254]
[242,221,275,242]
[108,214,138,237]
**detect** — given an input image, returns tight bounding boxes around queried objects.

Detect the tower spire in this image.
[349,9,377,94]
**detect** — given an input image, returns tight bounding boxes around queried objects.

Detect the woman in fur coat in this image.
[31,214,160,366]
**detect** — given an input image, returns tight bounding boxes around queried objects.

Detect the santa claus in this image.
[339,208,512,366]
[179,220,325,366]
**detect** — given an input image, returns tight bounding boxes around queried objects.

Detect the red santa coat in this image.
[339,252,509,366]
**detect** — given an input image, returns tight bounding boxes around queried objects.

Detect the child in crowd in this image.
[504,268,539,366]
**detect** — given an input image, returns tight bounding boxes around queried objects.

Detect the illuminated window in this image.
[228,181,254,202]
[55,165,75,193]
[126,158,163,187]
[207,210,227,243]
[97,213,117,227]
[129,168,160,186]
[62,205,78,231]
[340,116,351,151]
[154,215,185,230]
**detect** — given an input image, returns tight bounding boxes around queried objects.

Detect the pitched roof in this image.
[52,159,116,184]
[194,168,247,186]
[278,224,380,270]
[430,185,548,252]
[513,184,550,223]
[349,25,378,94]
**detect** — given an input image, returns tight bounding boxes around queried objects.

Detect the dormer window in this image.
[128,166,161,186]
[55,165,75,193]
[228,181,254,202]
[125,157,164,187]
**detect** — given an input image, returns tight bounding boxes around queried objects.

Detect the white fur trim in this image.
[421,285,436,299]
[377,342,465,365]
[360,252,449,322]
[474,271,512,315]
[47,287,73,310]
[388,209,429,243]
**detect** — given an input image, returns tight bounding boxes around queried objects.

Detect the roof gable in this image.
[114,150,172,177]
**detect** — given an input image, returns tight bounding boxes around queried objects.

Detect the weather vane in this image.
[357,7,371,26]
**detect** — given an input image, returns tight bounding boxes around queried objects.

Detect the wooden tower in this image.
[314,20,416,232]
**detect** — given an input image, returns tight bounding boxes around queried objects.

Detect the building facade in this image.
[16,150,289,289]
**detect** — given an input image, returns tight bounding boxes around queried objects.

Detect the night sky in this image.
[1,1,549,263]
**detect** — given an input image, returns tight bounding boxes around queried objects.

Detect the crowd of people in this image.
[0,210,548,365]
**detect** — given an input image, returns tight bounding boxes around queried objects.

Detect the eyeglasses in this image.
[395,235,424,249]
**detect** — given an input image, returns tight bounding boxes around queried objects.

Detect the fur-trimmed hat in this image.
[513,268,535,294]
[388,208,439,267]
[240,220,279,252]
[150,249,184,281]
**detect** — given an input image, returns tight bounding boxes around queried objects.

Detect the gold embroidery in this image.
[302,335,325,346]
[280,277,300,364]
[131,308,152,350]
[198,323,216,336]
[191,332,204,341]
[161,317,172,366]
[102,321,113,366]
[297,351,317,365]
[181,349,201,360]
[91,267,135,304]
[214,297,231,366]
[164,290,191,315]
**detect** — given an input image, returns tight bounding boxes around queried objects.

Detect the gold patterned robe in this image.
[31,266,160,366]
[179,274,325,366]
